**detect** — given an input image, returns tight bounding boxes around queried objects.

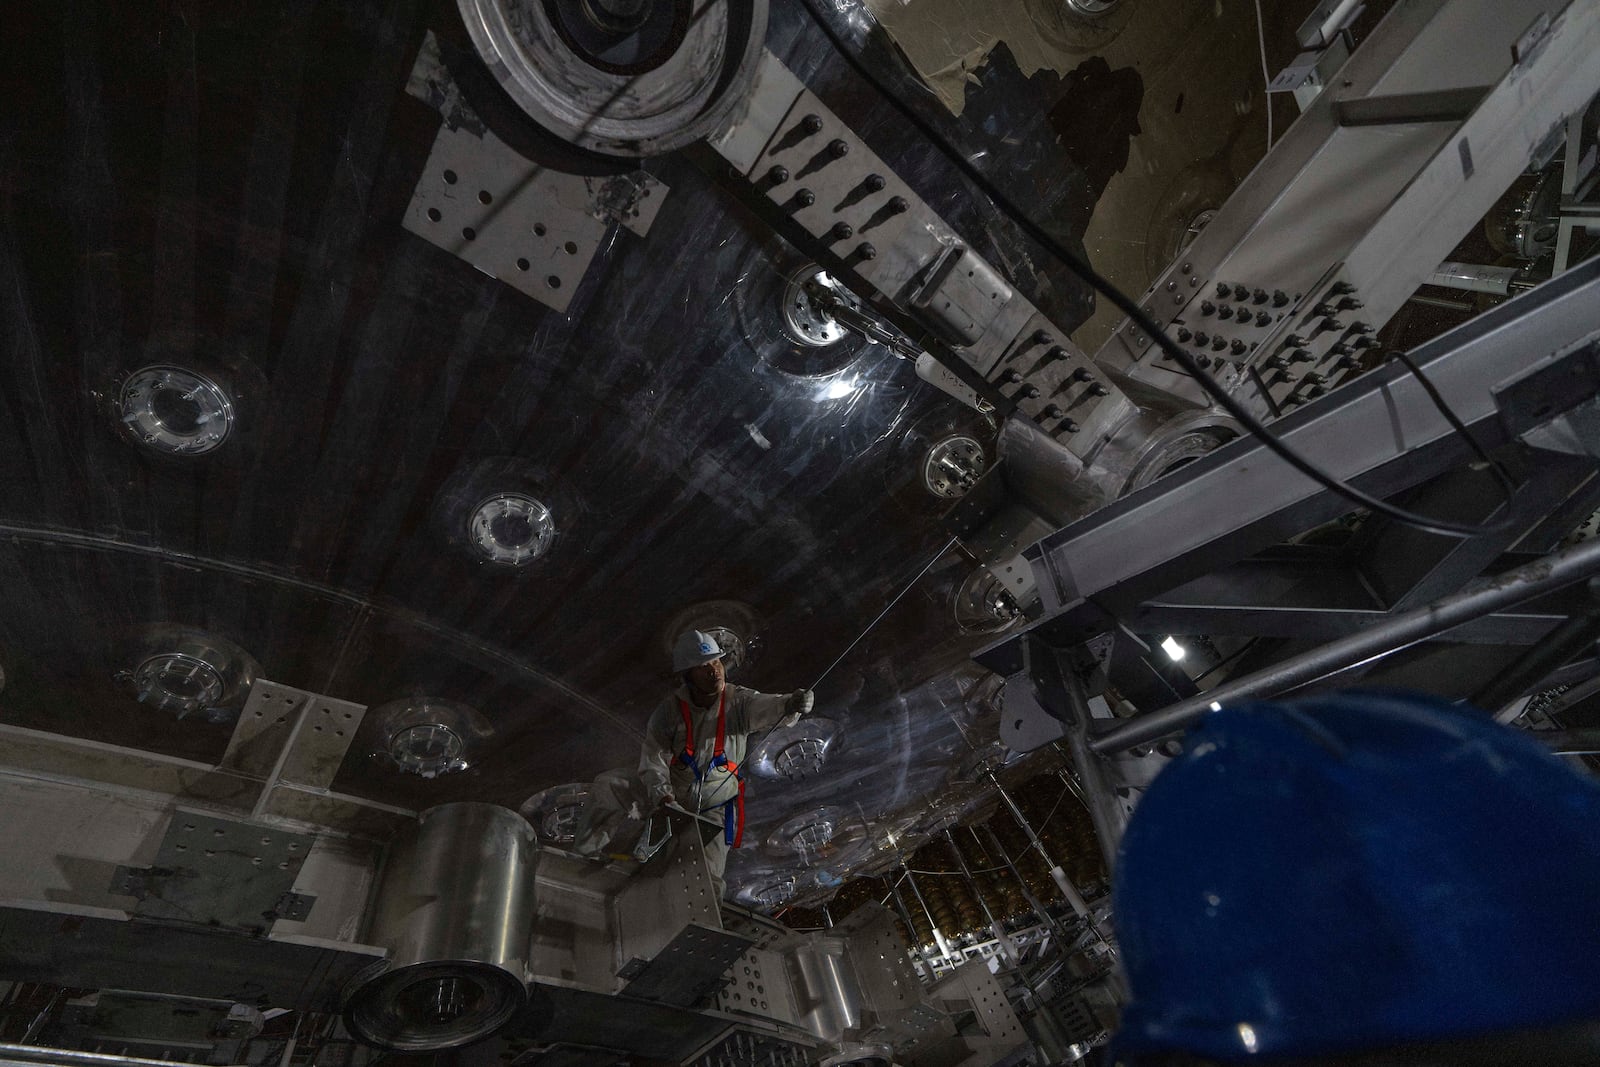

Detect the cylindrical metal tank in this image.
[345,803,537,1050]
[790,937,865,1041]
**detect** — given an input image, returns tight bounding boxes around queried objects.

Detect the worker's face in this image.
[686,657,724,696]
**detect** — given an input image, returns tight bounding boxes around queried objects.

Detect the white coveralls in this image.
[638,683,791,898]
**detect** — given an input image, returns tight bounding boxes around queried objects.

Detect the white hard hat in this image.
[672,629,725,673]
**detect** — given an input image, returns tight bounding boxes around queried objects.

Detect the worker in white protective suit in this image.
[639,629,814,898]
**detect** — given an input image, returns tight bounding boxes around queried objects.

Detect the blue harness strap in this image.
[676,690,746,847]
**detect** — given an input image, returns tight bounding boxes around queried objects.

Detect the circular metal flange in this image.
[118,365,234,456]
[747,716,839,781]
[118,627,258,721]
[780,265,858,348]
[763,805,867,860]
[922,435,988,499]
[1123,412,1240,493]
[458,0,769,158]
[1063,0,1121,13]
[389,723,469,779]
[345,961,527,1051]
[953,740,1015,784]
[518,782,591,845]
[952,565,1026,635]
[371,698,491,778]
[130,653,226,717]
[468,493,555,566]
[819,1044,893,1067]
[733,875,798,910]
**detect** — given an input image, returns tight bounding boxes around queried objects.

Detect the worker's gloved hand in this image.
[780,689,815,728]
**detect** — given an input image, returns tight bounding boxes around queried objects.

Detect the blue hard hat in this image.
[1109,690,1600,1063]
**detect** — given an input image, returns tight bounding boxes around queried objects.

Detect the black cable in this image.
[1384,348,1519,502]
[793,0,1524,540]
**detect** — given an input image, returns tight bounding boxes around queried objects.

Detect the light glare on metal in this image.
[389,723,469,779]
[468,493,555,566]
[1161,636,1187,662]
[119,366,234,456]
[821,374,858,400]
[129,652,226,717]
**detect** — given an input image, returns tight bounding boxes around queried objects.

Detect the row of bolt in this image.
[993,329,1110,434]
[1265,284,1377,404]
[766,114,909,265]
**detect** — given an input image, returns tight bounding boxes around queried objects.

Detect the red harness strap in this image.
[675,690,746,847]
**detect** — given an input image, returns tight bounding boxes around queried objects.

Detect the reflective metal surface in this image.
[346,803,536,1049]
[0,0,1108,907]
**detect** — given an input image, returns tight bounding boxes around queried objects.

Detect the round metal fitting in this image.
[347,965,525,1052]
[820,1044,894,1067]
[458,0,768,158]
[1124,413,1240,493]
[923,435,988,499]
[118,628,257,720]
[1179,207,1216,254]
[467,493,555,566]
[954,740,1014,784]
[952,565,1026,634]
[747,716,839,781]
[764,805,866,860]
[1063,0,1121,13]
[734,876,797,910]
[1487,169,1563,261]
[780,265,857,348]
[118,366,234,456]
[518,782,591,846]
[389,723,469,779]
[372,699,491,778]
[130,653,226,717]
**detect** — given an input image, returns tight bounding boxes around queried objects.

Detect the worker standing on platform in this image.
[640,629,813,897]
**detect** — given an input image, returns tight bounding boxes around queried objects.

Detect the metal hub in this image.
[519,782,591,846]
[773,736,828,780]
[118,366,234,456]
[1179,207,1216,254]
[130,652,226,717]
[788,818,835,852]
[922,435,987,498]
[952,565,1025,633]
[389,723,469,779]
[345,961,525,1051]
[780,266,857,348]
[1063,0,1121,15]
[458,0,768,157]
[468,493,555,566]
[742,877,797,909]
[766,806,866,859]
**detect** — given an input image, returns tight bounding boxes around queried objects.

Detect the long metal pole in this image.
[1091,537,1600,754]
[943,829,1019,965]
[976,825,1067,944]
[1053,663,1128,872]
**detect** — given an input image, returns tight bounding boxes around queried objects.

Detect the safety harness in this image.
[676,690,746,847]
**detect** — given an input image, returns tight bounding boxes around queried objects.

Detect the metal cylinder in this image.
[345,803,537,1051]
[791,937,865,1040]
[1428,261,1521,296]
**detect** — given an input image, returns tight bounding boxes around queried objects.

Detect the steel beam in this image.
[1003,257,1600,647]
[1088,536,1600,753]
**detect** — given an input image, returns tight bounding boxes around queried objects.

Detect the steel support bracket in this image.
[1493,335,1600,438]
